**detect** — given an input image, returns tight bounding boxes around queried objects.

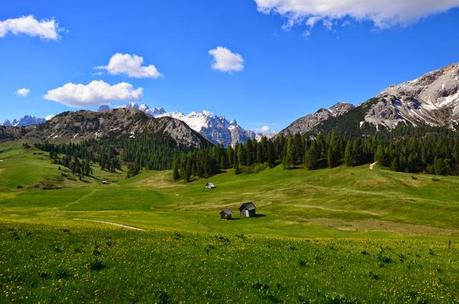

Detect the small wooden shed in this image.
[239,202,256,217]
[220,208,232,220]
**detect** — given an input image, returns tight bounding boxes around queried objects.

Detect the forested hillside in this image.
[173,125,459,181]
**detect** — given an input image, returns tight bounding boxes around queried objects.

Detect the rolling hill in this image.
[0,108,210,149]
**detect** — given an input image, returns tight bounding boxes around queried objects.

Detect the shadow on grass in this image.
[251,214,266,218]
[221,214,267,221]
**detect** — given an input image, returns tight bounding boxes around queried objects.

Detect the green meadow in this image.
[1,143,458,303]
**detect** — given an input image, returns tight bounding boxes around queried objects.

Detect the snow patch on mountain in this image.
[112,102,256,146]
[365,63,459,129]
[156,110,256,147]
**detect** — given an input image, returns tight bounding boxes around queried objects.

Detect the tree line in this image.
[35,125,459,181]
[173,126,459,181]
[36,134,182,178]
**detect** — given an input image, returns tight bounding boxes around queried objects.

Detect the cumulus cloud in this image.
[16,88,30,97]
[254,0,459,31]
[0,15,61,40]
[97,53,162,79]
[44,80,143,107]
[259,125,271,134]
[209,46,244,73]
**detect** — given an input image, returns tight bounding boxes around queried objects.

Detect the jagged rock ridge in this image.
[2,108,209,149]
[118,103,256,146]
[364,63,459,129]
[2,115,46,127]
[280,102,355,135]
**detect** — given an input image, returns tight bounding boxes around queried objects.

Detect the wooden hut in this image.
[220,208,232,220]
[239,202,256,217]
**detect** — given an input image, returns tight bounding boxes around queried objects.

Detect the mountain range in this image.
[119,103,257,147]
[1,108,209,149]
[280,102,355,135]
[280,62,459,136]
[2,115,46,127]
[2,103,258,147]
[2,63,459,146]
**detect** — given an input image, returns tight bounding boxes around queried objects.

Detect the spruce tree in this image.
[374,144,384,165]
[283,135,295,169]
[234,154,241,175]
[267,141,275,168]
[172,159,180,180]
[344,140,354,166]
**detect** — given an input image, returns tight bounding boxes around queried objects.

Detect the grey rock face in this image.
[19,108,209,149]
[280,102,355,135]
[111,102,253,146]
[2,115,46,127]
[156,111,256,147]
[365,63,459,128]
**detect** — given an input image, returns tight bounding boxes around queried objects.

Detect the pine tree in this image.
[344,140,354,166]
[234,154,241,175]
[304,141,321,170]
[374,144,384,165]
[172,159,180,180]
[227,146,234,168]
[246,139,253,166]
[326,132,340,168]
[267,141,275,168]
[184,157,192,182]
[294,133,304,164]
[283,135,295,169]
[237,144,246,166]
[434,158,451,176]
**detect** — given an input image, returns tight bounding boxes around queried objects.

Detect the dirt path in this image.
[65,189,98,208]
[73,218,146,231]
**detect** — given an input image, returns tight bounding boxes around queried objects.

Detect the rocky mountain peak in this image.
[156,109,255,146]
[365,62,459,129]
[280,102,355,135]
[11,108,210,149]
[1,115,46,127]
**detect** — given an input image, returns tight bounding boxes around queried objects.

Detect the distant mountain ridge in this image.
[4,103,256,147]
[1,108,210,149]
[116,103,256,146]
[280,102,355,135]
[2,115,46,127]
[364,63,459,129]
[282,62,459,136]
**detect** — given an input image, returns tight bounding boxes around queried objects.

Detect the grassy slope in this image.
[1,144,458,239]
[1,143,459,303]
[1,225,458,303]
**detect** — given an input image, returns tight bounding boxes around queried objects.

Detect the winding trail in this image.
[73,218,146,231]
[65,189,98,208]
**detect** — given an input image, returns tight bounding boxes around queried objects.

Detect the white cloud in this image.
[16,88,30,97]
[259,125,271,134]
[97,53,162,79]
[255,0,459,30]
[209,46,244,73]
[45,114,55,121]
[44,80,143,107]
[0,15,61,40]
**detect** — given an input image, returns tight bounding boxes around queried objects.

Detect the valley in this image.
[1,143,458,303]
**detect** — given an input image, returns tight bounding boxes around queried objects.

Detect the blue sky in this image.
[1,1,459,132]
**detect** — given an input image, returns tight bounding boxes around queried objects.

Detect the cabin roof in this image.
[220,208,232,215]
[239,202,256,211]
